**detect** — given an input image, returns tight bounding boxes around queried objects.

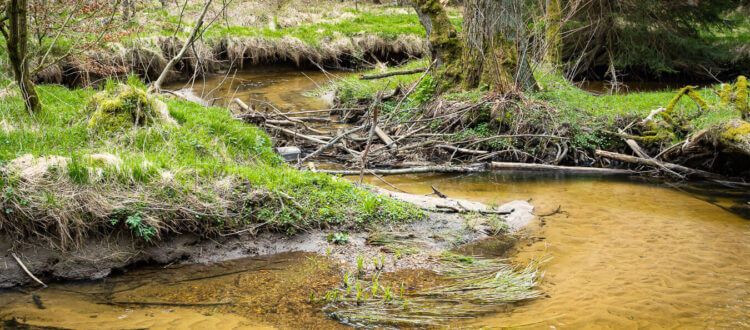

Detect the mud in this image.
[0,190,534,288]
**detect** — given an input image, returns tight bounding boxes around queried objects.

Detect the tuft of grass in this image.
[321,252,542,327]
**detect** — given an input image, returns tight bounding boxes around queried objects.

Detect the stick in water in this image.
[11,252,47,288]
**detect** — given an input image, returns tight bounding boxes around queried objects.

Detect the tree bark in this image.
[545,0,562,66]
[2,0,41,112]
[412,0,537,93]
[413,0,463,84]
[461,0,537,93]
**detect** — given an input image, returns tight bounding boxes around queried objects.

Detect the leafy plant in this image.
[327,232,349,245]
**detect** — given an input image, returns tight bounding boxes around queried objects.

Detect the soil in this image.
[0,187,534,288]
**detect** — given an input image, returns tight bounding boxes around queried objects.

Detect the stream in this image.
[1,69,748,328]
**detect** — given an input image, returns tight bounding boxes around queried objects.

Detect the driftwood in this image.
[594,150,722,179]
[431,185,448,198]
[11,253,47,288]
[438,145,489,155]
[319,165,486,176]
[359,89,384,183]
[491,162,633,175]
[374,126,397,150]
[359,67,427,80]
[265,124,329,144]
[428,205,514,215]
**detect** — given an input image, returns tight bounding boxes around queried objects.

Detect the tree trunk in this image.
[413,0,463,85]
[545,0,562,66]
[412,0,537,93]
[461,0,537,93]
[3,0,41,112]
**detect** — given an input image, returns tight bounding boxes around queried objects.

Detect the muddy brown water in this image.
[1,70,748,328]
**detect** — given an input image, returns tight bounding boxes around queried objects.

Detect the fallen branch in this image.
[265,124,329,144]
[428,205,514,215]
[594,150,722,179]
[359,67,427,80]
[318,165,486,176]
[491,162,634,175]
[437,145,489,155]
[11,253,47,288]
[299,125,366,163]
[105,301,233,307]
[431,185,448,198]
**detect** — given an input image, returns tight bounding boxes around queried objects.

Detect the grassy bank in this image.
[0,77,422,248]
[5,1,461,87]
[323,61,746,174]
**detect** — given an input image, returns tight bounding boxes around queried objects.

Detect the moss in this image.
[735,76,748,120]
[87,84,159,132]
[720,120,750,142]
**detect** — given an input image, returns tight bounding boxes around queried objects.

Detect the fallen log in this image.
[318,165,486,176]
[594,150,722,179]
[491,162,634,175]
[359,67,427,80]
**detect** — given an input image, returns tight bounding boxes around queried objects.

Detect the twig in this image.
[11,253,47,288]
[431,185,448,198]
[359,84,388,184]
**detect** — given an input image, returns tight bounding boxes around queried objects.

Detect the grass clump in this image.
[320,252,541,327]
[87,76,168,132]
[0,78,423,247]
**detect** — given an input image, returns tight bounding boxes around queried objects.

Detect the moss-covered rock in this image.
[87,84,176,132]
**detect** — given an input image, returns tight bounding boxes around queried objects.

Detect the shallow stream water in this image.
[1,69,748,328]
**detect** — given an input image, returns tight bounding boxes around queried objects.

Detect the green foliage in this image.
[327,232,349,245]
[567,0,746,78]
[411,75,436,104]
[67,156,90,184]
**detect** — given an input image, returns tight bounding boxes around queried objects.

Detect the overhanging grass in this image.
[0,79,422,246]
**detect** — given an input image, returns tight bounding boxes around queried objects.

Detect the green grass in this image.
[0,78,422,244]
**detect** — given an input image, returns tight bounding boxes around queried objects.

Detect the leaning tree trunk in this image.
[413,0,463,85]
[461,0,537,93]
[4,0,41,112]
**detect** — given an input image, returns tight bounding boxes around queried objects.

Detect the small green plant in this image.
[356,253,365,275]
[67,157,89,184]
[122,212,156,242]
[327,232,349,245]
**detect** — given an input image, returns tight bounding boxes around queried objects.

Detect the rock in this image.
[276,146,302,161]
